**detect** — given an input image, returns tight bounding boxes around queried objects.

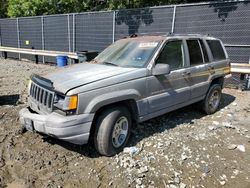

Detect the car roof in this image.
[120,33,218,41]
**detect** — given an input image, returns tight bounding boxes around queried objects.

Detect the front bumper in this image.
[19,107,94,145]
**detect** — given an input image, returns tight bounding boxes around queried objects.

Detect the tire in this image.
[202,84,222,115]
[94,106,132,156]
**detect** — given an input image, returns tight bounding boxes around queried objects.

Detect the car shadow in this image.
[0,94,20,106]
[42,92,235,158]
[128,93,236,147]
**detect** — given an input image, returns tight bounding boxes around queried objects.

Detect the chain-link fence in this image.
[0,0,249,87]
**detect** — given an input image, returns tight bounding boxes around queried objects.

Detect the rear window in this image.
[207,40,226,61]
[187,40,203,66]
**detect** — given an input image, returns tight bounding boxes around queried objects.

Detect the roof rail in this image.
[130,34,138,38]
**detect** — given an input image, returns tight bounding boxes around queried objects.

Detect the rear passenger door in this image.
[185,39,211,99]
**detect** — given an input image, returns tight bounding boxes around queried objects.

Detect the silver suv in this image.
[20,34,230,156]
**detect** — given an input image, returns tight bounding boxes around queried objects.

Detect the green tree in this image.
[0,0,8,18]
[7,0,93,17]
[7,0,207,18]
[105,0,189,9]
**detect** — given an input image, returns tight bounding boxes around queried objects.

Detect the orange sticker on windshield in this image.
[139,42,158,48]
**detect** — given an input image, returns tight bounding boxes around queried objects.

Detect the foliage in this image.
[6,0,206,18]
[0,0,8,18]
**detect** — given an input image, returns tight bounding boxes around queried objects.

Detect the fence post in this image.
[112,11,116,43]
[171,5,177,33]
[72,13,75,52]
[0,24,2,58]
[41,16,45,63]
[67,14,71,52]
[16,18,21,59]
[0,24,2,47]
[0,24,2,48]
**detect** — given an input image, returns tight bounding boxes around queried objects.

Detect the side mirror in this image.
[152,64,170,76]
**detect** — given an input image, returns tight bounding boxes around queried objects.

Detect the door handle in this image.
[208,65,215,74]
[208,65,214,70]
[182,71,191,76]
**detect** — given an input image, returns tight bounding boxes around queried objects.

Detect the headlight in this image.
[64,95,78,110]
[54,95,78,111]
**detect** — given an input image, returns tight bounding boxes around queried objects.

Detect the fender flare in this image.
[84,89,141,113]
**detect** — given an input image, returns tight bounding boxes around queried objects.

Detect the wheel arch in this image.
[88,98,139,143]
[209,76,224,88]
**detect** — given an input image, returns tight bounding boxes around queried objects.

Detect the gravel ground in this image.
[0,58,249,188]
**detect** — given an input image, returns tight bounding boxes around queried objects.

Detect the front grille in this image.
[29,82,54,111]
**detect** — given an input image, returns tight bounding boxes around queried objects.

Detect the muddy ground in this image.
[0,58,249,188]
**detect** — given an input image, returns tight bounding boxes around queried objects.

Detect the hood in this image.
[44,63,137,94]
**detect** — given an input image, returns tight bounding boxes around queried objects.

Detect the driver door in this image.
[147,40,191,113]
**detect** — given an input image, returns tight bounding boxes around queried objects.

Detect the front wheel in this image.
[94,106,132,156]
[202,84,222,115]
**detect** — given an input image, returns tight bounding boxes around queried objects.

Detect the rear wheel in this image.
[94,106,131,156]
[202,84,222,115]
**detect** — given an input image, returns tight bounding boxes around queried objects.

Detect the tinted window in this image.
[199,40,209,62]
[156,40,184,70]
[207,40,226,61]
[187,40,203,66]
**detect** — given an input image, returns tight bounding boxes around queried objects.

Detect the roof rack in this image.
[165,33,211,37]
[130,34,138,38]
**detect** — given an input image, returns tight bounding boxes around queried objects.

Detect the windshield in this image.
[94,39,160,68]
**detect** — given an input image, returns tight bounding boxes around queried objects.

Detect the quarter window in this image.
[187,40,203,66]
[156,40,184,70]
[207,40,226,61]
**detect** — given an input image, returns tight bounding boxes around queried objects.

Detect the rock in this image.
[233,169,239,175]
[202,165,210,174]
[138,166,148,174]
[168,184,178,188]
[222,122,235,129]
[123,146,139,156]
[180,182,186,188]
[237,145,245,152]
[109,181,113,187]
[181,154,187,161]
[219,181,226,185]
[212,121,219,126]
[135,178,142,185]
[208,126,216,131]
[227,144,237,150]
[157,142,164,148]
[232,102,237,106]
[174,176,180,184]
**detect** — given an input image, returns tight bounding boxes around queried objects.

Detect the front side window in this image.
[94,39,160,68]
[187,40,204,66]
[156,40,184,70]
[207,40,226,61]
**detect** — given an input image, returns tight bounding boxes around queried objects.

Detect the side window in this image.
[156,40,184,70]
[199,40,209,63]
[187,40,203,66]
[207,40,226,61]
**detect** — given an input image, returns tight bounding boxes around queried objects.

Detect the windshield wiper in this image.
[101,62,118,66]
